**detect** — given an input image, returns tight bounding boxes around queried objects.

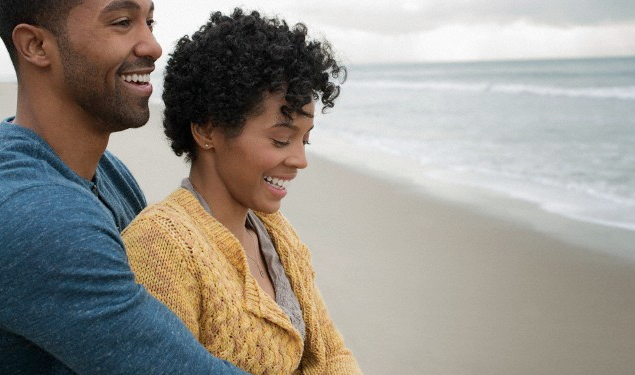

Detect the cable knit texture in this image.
[122,188,362,375]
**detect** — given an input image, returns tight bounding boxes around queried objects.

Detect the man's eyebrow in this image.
[102,0,149,13]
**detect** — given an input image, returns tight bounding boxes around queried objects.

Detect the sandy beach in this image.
[282,155,635,375]
[3,82,635,374]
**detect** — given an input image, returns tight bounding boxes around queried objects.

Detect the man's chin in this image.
[106,110,150,133]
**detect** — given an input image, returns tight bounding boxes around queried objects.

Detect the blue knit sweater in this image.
[0,119,248,375]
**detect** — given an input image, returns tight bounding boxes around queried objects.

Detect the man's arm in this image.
[0,186,250,375]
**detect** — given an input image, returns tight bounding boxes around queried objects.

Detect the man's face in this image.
[57,0,162,133]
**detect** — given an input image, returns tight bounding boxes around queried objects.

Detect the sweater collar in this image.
[169,188,304,344]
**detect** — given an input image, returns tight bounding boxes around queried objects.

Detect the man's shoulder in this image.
[0,177,103,231]
[0,122,145,221]
[99,149,142,192]
[0,153,86,210]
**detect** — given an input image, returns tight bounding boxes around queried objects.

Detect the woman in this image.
[122,8,362,375]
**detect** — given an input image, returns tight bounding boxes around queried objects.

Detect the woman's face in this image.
[211,93,315,214]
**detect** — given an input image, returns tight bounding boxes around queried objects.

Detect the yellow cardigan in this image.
[122,188,362,375]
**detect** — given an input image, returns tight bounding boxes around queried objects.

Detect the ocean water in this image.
[309,56,635,233]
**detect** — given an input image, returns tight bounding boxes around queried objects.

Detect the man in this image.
[0,1,249,374]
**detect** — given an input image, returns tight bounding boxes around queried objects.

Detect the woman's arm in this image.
[122,212,203,339]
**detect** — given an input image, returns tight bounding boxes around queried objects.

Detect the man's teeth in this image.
[121,74,151,83]
[264,176,289,189]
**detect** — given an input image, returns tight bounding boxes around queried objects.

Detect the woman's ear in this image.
[191,122,215,151]
[12,24,55,68]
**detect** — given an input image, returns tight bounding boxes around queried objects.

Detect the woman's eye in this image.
[272,139,291,147]
[147,19,156,31]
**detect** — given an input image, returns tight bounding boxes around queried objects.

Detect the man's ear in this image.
[191,122,215,151]
[12,24,56,68]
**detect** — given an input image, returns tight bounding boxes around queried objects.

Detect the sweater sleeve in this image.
[0,186,248,375]
[122,210,202,340]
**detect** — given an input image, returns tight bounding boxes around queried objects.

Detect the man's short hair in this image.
[0,0,82,67]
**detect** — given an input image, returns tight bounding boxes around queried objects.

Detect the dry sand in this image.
[3,82,635,374]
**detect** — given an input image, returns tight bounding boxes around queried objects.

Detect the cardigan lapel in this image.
[257,212,327,373]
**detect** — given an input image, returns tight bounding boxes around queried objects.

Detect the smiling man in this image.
[0,1,248,374]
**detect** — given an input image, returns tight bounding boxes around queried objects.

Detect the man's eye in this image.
[114,19,131,27]
[147,19,156,31]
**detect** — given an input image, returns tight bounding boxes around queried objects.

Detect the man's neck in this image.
[15,92,110,181]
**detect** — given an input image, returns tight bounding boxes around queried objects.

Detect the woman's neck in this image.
[189,164,249,237]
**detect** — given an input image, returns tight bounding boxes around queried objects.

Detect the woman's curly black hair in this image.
[162,8,347,161]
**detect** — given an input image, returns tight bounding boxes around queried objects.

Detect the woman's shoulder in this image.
[122,188,203,238]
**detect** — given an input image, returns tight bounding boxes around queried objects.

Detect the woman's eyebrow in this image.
[273,122,315,132]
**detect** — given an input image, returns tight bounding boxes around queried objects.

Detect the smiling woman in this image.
[122,7,362,375]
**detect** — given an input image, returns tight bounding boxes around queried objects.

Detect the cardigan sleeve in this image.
[122,212,203,340]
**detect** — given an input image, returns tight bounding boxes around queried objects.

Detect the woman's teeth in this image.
[264,176,289,190]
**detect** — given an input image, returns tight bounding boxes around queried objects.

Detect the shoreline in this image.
[305,130,635,261]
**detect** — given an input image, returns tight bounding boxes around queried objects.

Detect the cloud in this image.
[318,21,635,64]
[459,0,635,26]
[261,0,635,63]
[290,0,635,35]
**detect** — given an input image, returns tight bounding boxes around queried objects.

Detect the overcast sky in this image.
[1,0,634,79]
[156,0,635,64]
